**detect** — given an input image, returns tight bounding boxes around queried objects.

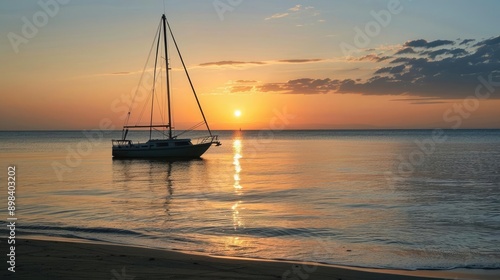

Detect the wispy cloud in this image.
[259,78,339,94]
[347,54,390,62]
[265,4,321,22]
[206,80,261,95]
[395,47,416,55]
[231,85,254,93]
[265,4,301,20]
[198,60,266,67]
[198,58,325,68]
[391,97,449,105]
[100,58,327,78]
[460,39,475,46]
[277,59,324,63]
[111,71,132,75]
[265,12,290,20]
[289,4,302,12]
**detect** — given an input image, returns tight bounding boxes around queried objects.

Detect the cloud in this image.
[198,61,266,67]
[374,65,406,74]
[395,47,416,55]
[266,5,302,20]
[258,83,286,93]
[206,80,260,95]
[289,4,302,12]
[421,48,468,59]
[258,78,340,94]
[265,4,321,21]
[347,54,383,62]
[349,54,393,62]
[277,59,324,63]
[460,39,475,46]
[404,39,455,49]
[391,97,450,104]
[377,56,392,62]
[410,101,449,105]
[475,36,500,47]
[265,13,290,20]
[111,71,131,75]
[198,58,326,68]
[231,86,254,93]
[255,36,500,99]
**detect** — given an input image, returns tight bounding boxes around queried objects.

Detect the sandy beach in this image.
[1,238,497,280]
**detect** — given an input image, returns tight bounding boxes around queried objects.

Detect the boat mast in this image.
[149,20,163,141]
[162,14,173,139]
[150,35,159,140]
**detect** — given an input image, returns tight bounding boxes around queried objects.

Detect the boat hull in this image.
[112,142,212,159]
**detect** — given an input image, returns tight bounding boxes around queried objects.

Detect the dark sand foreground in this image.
[2,238,498,279]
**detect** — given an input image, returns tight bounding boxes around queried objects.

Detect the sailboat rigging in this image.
[112,14,221,158]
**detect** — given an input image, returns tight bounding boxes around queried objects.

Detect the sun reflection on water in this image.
[232,137,244,230]
[233,139,243,191]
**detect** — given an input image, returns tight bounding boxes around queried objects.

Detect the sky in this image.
[1,0,499,130]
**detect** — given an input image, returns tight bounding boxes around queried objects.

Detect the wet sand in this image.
[1,238,498,279]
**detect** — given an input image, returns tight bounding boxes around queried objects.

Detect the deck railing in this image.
[112,140,132,147]
[194,135,221,145]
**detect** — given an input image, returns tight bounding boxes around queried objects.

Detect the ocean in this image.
[1,129,499,270]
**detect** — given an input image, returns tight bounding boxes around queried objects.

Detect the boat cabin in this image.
[112,139,193,149]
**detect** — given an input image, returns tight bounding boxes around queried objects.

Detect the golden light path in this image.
[232,139,243,231]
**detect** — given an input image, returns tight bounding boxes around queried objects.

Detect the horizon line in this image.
[1,128,500,132]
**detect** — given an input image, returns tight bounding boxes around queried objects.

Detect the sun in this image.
[234,110,242,117]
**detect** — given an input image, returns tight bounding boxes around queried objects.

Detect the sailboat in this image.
[112,14,221,158]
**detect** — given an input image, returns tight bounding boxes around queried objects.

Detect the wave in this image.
[11,223,500,271]
[17,224,143,244]
[19,224,141,236]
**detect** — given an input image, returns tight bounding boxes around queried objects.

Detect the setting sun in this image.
[234,110,242,118]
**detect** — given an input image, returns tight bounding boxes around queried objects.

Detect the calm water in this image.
[1,130,499,270]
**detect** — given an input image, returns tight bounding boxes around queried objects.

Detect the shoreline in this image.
[2,237,498,279]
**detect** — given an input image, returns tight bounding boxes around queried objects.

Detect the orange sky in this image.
[1,1,499,130]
